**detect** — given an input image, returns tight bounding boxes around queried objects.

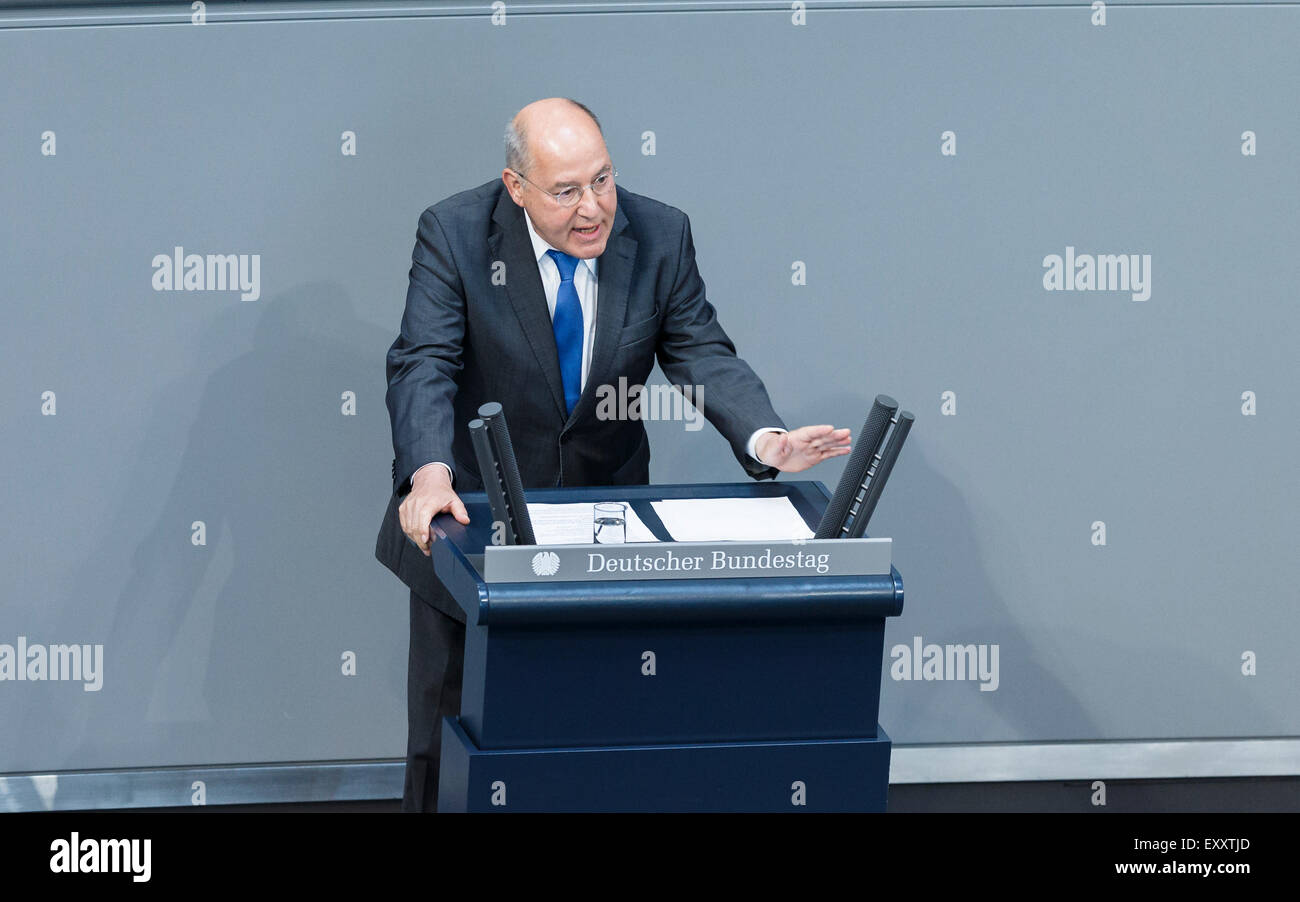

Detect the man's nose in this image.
[576,186,601,218]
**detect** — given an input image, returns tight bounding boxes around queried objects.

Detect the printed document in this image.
[650,497,815,542]
[527,502,659,544]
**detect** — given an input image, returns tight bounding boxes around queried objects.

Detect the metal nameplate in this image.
[483,538,891,583]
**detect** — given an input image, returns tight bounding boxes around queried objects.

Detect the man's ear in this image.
[501,170,525,206]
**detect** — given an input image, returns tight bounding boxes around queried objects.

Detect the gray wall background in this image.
[1,1,1296,779]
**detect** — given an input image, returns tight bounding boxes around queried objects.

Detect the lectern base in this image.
[437,717,891,812]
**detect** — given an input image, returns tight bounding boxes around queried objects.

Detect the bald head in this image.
[505,98,603,176]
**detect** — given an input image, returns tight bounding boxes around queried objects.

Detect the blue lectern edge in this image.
[428,480,905,623]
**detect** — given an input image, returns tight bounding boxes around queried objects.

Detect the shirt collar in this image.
[523,209,598,278]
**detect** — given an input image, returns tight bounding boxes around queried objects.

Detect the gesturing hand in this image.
[756,425,852,473]
[399,465,471,557]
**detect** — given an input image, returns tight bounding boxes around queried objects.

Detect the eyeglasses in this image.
[512,168,618,207]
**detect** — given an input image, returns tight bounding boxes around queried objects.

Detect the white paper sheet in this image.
[526,502,659,545]
[650,496,815,542]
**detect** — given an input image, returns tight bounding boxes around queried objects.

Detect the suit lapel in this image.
[490,191,568,422]
[489,187,638,429]
[567,197,636,428]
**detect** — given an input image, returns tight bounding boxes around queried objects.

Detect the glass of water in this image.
[593,502,627,544]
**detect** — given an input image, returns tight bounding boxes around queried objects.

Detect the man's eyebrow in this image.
[549,164,613,191]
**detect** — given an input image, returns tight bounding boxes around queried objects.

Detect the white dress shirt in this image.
[411,209,783,487]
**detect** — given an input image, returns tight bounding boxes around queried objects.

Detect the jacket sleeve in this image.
[655,212,786,481]
[384,207,467,496]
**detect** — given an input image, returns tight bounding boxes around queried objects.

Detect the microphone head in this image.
[478,401,503,419]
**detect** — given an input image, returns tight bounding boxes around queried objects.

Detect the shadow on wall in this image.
[876,440,1102,743]
[33,281,408,789]
[876,426,1280,746]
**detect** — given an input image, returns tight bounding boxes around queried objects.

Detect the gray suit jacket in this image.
[375,178,786,621]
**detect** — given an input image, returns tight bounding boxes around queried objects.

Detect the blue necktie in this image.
[546,249,584,416]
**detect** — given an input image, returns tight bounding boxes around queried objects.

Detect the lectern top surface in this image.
[434,480,830,558]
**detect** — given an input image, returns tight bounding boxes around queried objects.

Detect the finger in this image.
[451,497,471,525]
[811,434,849,452]
[407,518,427,552]
[398,498,412,539]
[810,445,848,462]
[791,425,826,443]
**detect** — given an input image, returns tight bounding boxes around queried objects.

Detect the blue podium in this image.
[431,480,904,812]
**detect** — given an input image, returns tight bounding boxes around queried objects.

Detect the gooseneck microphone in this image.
[815,394,913,540]
[468,401,536,546]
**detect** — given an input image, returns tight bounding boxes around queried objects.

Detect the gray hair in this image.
[505,99,603,176]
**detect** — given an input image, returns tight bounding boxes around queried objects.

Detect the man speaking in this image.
[376,97,851,812]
